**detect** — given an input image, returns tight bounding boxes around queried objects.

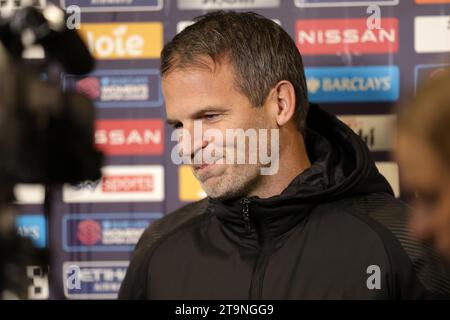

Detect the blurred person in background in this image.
[396,70,450,262]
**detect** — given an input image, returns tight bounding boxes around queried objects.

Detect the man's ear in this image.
[266,80,297,127]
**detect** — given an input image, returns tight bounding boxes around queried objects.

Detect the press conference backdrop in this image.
[10,0,450,299]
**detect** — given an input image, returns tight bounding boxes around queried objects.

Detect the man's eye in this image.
[173,123,183,129]
[204,114,218,121]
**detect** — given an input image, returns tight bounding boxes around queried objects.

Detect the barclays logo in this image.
[305,66,399,103]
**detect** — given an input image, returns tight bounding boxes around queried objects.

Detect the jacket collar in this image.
[209,129,332,249]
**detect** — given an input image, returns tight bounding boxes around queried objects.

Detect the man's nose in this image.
[178,122,208,160]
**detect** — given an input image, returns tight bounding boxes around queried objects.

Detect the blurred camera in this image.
[0,3,102,298]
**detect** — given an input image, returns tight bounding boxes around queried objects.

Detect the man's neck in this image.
[248,132,311,199]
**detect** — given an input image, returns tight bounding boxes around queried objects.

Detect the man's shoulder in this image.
[306,192,409,261]
[331,192,422,262]
[343,191,408,235]
[310,192,407,237]
[340,192,450,297]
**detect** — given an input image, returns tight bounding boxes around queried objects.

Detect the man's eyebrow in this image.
[166,105,229,126]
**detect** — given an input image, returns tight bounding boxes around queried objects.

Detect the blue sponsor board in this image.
[61,0,163,12]
[294,0,398,7]
[62,213,162,252]
[16,215,46,248]
[414,64,450,90]
[63,69,163,108]
[63,261,128,299]
[305,66,399,103]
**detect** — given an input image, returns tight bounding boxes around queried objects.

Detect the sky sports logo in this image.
[63,165,164,203]
[305,66,399,103]
[296,18,398,55]
[63,69,162,108]
[61,0,163,12]
[62,213,162,252]
[294,0,398,7]
[64,261,128,299]
[95,119,163,156]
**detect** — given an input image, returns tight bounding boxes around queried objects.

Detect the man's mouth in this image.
[193,161,223,182]
[194,163,213,172]
[193,157,222,171]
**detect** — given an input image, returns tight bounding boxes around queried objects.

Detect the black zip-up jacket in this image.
[119,105,450,299]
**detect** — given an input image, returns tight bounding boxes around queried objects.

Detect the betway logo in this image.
[95,119,164,156]
[79,23,163,59]
[63,261,128,299]
[296,18,398,55]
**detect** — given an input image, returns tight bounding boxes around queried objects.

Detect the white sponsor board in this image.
[14,184,45,204]
[415,16,450,53]
[338,115,396,152]
[376,162,400,198]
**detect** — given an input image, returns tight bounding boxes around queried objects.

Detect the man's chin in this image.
[206,192,240,202]
[196,172,221,188]
[203,184,247,202]
[200,181,223,199]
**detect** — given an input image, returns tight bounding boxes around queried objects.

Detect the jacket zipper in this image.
[241,198,252,234]
[240,198,273,300]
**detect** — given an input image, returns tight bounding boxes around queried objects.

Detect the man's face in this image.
[162,60,275,201]
[396,131,450,261]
